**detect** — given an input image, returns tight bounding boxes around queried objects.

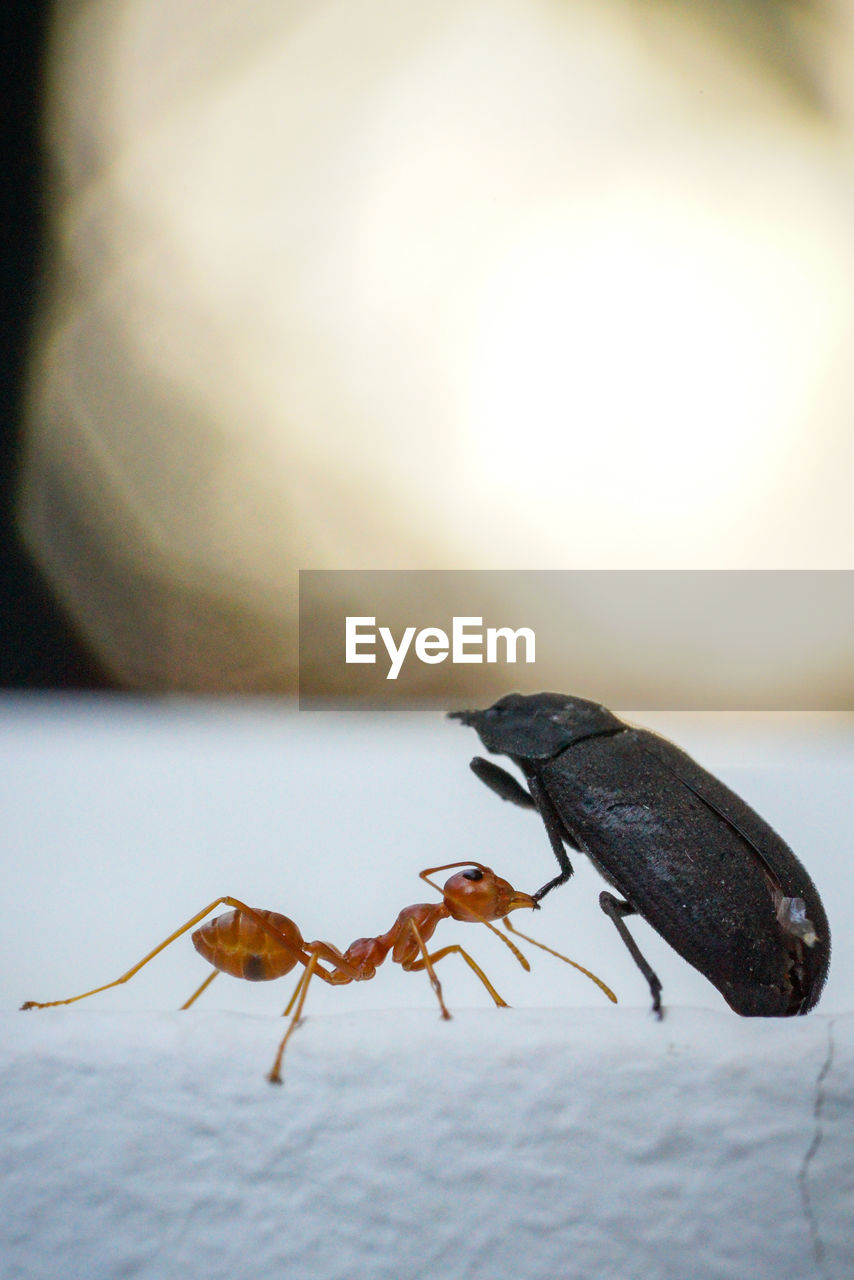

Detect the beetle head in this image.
[449,692,623,760]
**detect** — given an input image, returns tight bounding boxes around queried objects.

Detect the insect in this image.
[21,861,616,1083]
[450,692,830,1017]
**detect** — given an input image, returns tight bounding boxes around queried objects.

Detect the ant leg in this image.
[404,918,452,1020]
[21,896,319,1011]
[268,953,319,1085]
[408,944,509,1009]
[282,967,309,1018]
[599,892,662,1017]
[21,897,253,1010]
[302,939,362,982]
[180,969,219,1010]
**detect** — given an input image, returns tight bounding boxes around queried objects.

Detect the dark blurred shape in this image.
[0,2,111,687]
[659,0,828,111]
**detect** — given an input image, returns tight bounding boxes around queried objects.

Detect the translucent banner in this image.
[298,570,854,709]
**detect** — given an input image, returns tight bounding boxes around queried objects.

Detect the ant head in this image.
[442,865,537,923]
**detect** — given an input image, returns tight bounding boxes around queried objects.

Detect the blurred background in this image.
[3,0,854,695]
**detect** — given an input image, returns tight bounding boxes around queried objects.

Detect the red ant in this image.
[22,861,616,1083]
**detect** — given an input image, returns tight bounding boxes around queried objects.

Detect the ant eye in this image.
[463,868,484,881]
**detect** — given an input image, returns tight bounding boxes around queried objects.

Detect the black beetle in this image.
[449,692,829,1017]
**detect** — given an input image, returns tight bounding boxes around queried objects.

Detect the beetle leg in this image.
[526,774,576,900]
[469,757,537,808]
[598,892,663,1018]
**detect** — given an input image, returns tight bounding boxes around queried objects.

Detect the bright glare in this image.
[464,171,851,558]
[21,0,854,686]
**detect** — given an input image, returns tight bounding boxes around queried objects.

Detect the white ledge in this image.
[2,702,850,1278]
[3,1007,850,1280]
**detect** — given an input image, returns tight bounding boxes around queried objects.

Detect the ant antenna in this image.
[503,918,617,1002]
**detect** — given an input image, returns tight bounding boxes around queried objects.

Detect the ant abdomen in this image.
[192,909,304,981]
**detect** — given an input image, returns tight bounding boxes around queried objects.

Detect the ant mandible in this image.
[22,861,616,1083]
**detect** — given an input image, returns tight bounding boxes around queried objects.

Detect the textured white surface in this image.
[1,701,851,1278]
[2,1008,850,1280]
